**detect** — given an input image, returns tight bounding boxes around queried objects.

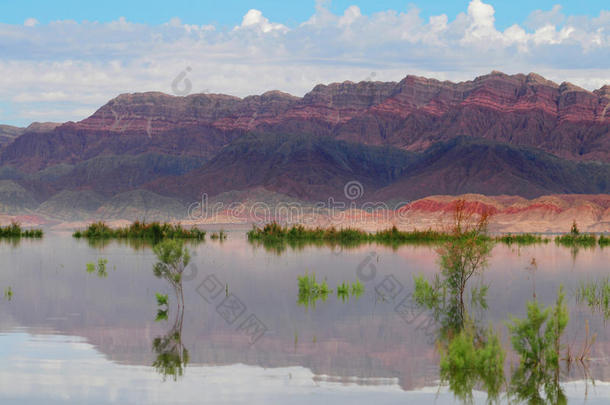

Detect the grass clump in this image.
[248,223,475,249]
[210,230,227,240]
[497,233,549,245]
[297,272,330,308]
[73,221,205,241]
[248,223,370,243]
[555,233,597,247]
[351,279,364,297]
[576,278,610,320]
[3,286,13,301]
[0,222,43,238]
[555,221,597,247]
[336,279,365,302]
[86,258,108,278]
[336,281,349,301]
[598,235,609,247]
[373,227,454,243]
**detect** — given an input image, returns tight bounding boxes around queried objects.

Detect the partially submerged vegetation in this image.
[249,222,371,243]
[336,279,364,302]
[155,293,169,322]
[151,239,190,381]
[439,322,505,403]
[297,272,330,308]
[3,286,12,301]
[0,222,43,238]
[411,200,591,403]
[248,223,474,250]
[497,233,550,245]
[86,258,109,278]
[210,230,227,240]
[73,221,205,241]
[506,286,570,404]
[249,221,605,251]
[555,221,596,247]
[576,277,610,320]
[297,272,365,307]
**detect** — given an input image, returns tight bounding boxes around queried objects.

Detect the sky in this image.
[0,0,608,126]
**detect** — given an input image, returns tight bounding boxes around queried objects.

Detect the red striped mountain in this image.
[2,71,608,171]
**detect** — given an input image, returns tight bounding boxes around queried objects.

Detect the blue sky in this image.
[0,1,608,126]
[1,0,607,29]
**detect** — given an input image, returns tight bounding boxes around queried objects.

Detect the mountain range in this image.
[0,70,608,224]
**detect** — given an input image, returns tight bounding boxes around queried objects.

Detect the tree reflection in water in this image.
[151,239,190,381]
[412,200,579,404]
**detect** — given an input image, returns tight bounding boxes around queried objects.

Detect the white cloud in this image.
[23,18,38,27]
[526,5,565,29]
[338,6,362,27]
[237,9,288,33]
[0,1,608,126]
[462,0,501,44]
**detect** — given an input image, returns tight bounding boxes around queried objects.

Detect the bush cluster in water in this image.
[248,223,474,244]
[73,221,205,240]
[0,222,43,238]
[210,230,227,240]
[248,222,609,249]
[554,221,606,248]
[497,233,550,245]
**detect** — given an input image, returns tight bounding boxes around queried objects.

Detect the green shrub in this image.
[0,222,43,238]
[73,221,205,240]
[497,233,549,245]
[506,286,569,403]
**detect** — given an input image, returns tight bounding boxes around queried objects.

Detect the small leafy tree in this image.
[570,220,579,236]
[151,239,190,380]
[153,239,190,308]
[437,200,494,322]
[414,199,494,334]
[413,200,500,402]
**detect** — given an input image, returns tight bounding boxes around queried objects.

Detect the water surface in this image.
[0,233,608,403]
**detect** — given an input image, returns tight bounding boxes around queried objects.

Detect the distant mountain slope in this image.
[0,180,38,214]
[147,133,418,202]
[374,137,609,201]
[0,153,206,202]
[147,134,609,203]
[1,71,608,171]
[95,190,186,221]
[0,122,59,148]
[37,190,106,220]
[0,125,23,147]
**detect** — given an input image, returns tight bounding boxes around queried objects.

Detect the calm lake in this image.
[0,232,608,404]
